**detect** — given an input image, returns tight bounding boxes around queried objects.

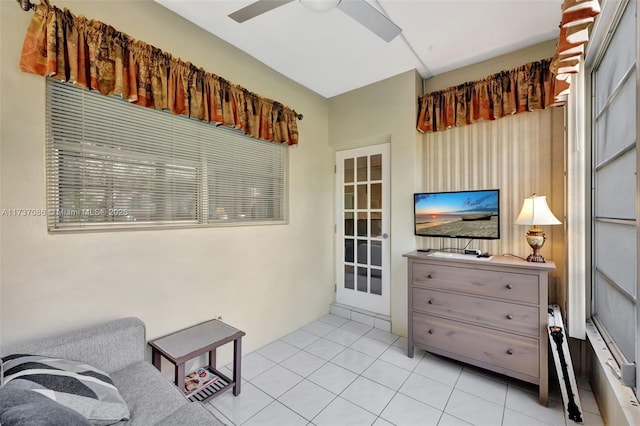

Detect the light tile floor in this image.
[208,314,604,426]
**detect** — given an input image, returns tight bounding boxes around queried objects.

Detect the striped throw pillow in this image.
[1,354,129,425]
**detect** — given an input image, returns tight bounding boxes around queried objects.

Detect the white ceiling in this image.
[154,0,563,98]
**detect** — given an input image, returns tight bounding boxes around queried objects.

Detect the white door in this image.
[335,144,390,315]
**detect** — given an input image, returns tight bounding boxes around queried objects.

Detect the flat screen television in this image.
[414,189,500,240]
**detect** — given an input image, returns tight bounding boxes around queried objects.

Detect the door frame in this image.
[334,143,390,315]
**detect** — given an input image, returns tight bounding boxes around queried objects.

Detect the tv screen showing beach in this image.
[414,190,500,239]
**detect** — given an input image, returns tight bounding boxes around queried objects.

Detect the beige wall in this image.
[328,69,423,337]
[423,40,557,92]
[0,0,333,363]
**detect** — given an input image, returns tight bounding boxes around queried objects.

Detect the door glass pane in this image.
[344,158,354,183]
[371,241,382,266]
[370,183,382,210]
[357,267,367,292]
[344,239,354,263]
[345,212,354,236]
[344,265,354,290]
[370,154,382,180]
[370,212,382,238]
[357,156,367,181]
[357,240,367,264]
[357,184,368,209]
[344,185,354,210]
[370,269,382,295]
[357,212,368,237]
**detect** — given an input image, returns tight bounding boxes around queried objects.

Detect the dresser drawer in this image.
[412,262,539,304]
[413,287,539,337]
[413,312,539,378]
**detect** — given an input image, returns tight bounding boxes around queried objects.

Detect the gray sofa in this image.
[1,317,226,425]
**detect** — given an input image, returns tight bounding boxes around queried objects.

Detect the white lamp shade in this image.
[514,195,561,226]
[299,0,341,12]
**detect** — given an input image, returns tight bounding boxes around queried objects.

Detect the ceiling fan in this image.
[228,0,402,42]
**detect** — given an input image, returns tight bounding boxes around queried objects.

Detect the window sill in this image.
[585,319,640,426]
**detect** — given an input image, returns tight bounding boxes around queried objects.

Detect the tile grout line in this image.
[241,319,373,425]
[307,325,381,424]
[498,374,509,426]
[437,359,465,425]
[297,319,441,425]
[292,318,401,425]
[340,324,416,426]
[249,337,339,425]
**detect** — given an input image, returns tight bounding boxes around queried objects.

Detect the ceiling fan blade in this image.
[229,0,295,23]
[337,0,401,42]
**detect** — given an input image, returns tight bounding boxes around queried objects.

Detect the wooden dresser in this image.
[404,251,555,405]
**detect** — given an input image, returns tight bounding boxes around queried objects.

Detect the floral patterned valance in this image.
[19,1,299,145]
[417,58,556,133]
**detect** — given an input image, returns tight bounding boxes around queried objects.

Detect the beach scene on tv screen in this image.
[415,191,499,238]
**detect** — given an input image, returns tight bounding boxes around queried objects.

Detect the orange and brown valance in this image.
[19,1,300,145]
[416,0,601,133]
[417,58,556,133]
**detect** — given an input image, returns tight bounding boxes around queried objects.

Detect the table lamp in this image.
[514,194,561,263]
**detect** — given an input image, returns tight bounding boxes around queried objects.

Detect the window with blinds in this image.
[46,79,288,232]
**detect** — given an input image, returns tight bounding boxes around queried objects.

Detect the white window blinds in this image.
[46,79,287,231]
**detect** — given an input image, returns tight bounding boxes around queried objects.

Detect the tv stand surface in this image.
[403,251,555,406]
[428,251,492,261]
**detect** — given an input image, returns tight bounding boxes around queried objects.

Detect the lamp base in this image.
[525,229,547,263]
[527,253,547,263]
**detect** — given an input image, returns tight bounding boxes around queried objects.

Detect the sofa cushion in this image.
[0,388,92,426]
[1,318,146,375]
[110,361,189,425]
[1,354,129,425]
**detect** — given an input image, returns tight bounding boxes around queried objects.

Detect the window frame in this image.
[586,0,638,394]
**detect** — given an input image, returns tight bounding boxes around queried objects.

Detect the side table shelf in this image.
[149,319,245,404]
[186,369,232,403]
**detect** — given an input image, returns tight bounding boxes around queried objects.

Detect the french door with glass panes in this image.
[335,144,390,315]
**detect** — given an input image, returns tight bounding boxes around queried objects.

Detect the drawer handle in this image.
[506,314,513,320]
[428,329,434,334]
[506,284,513,289]
[427,273,434,279]
[506,349,514,355]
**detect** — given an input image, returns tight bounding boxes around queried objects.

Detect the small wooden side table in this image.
[149,319,245,403]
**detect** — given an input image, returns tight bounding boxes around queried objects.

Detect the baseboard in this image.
[329,303,391,332]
